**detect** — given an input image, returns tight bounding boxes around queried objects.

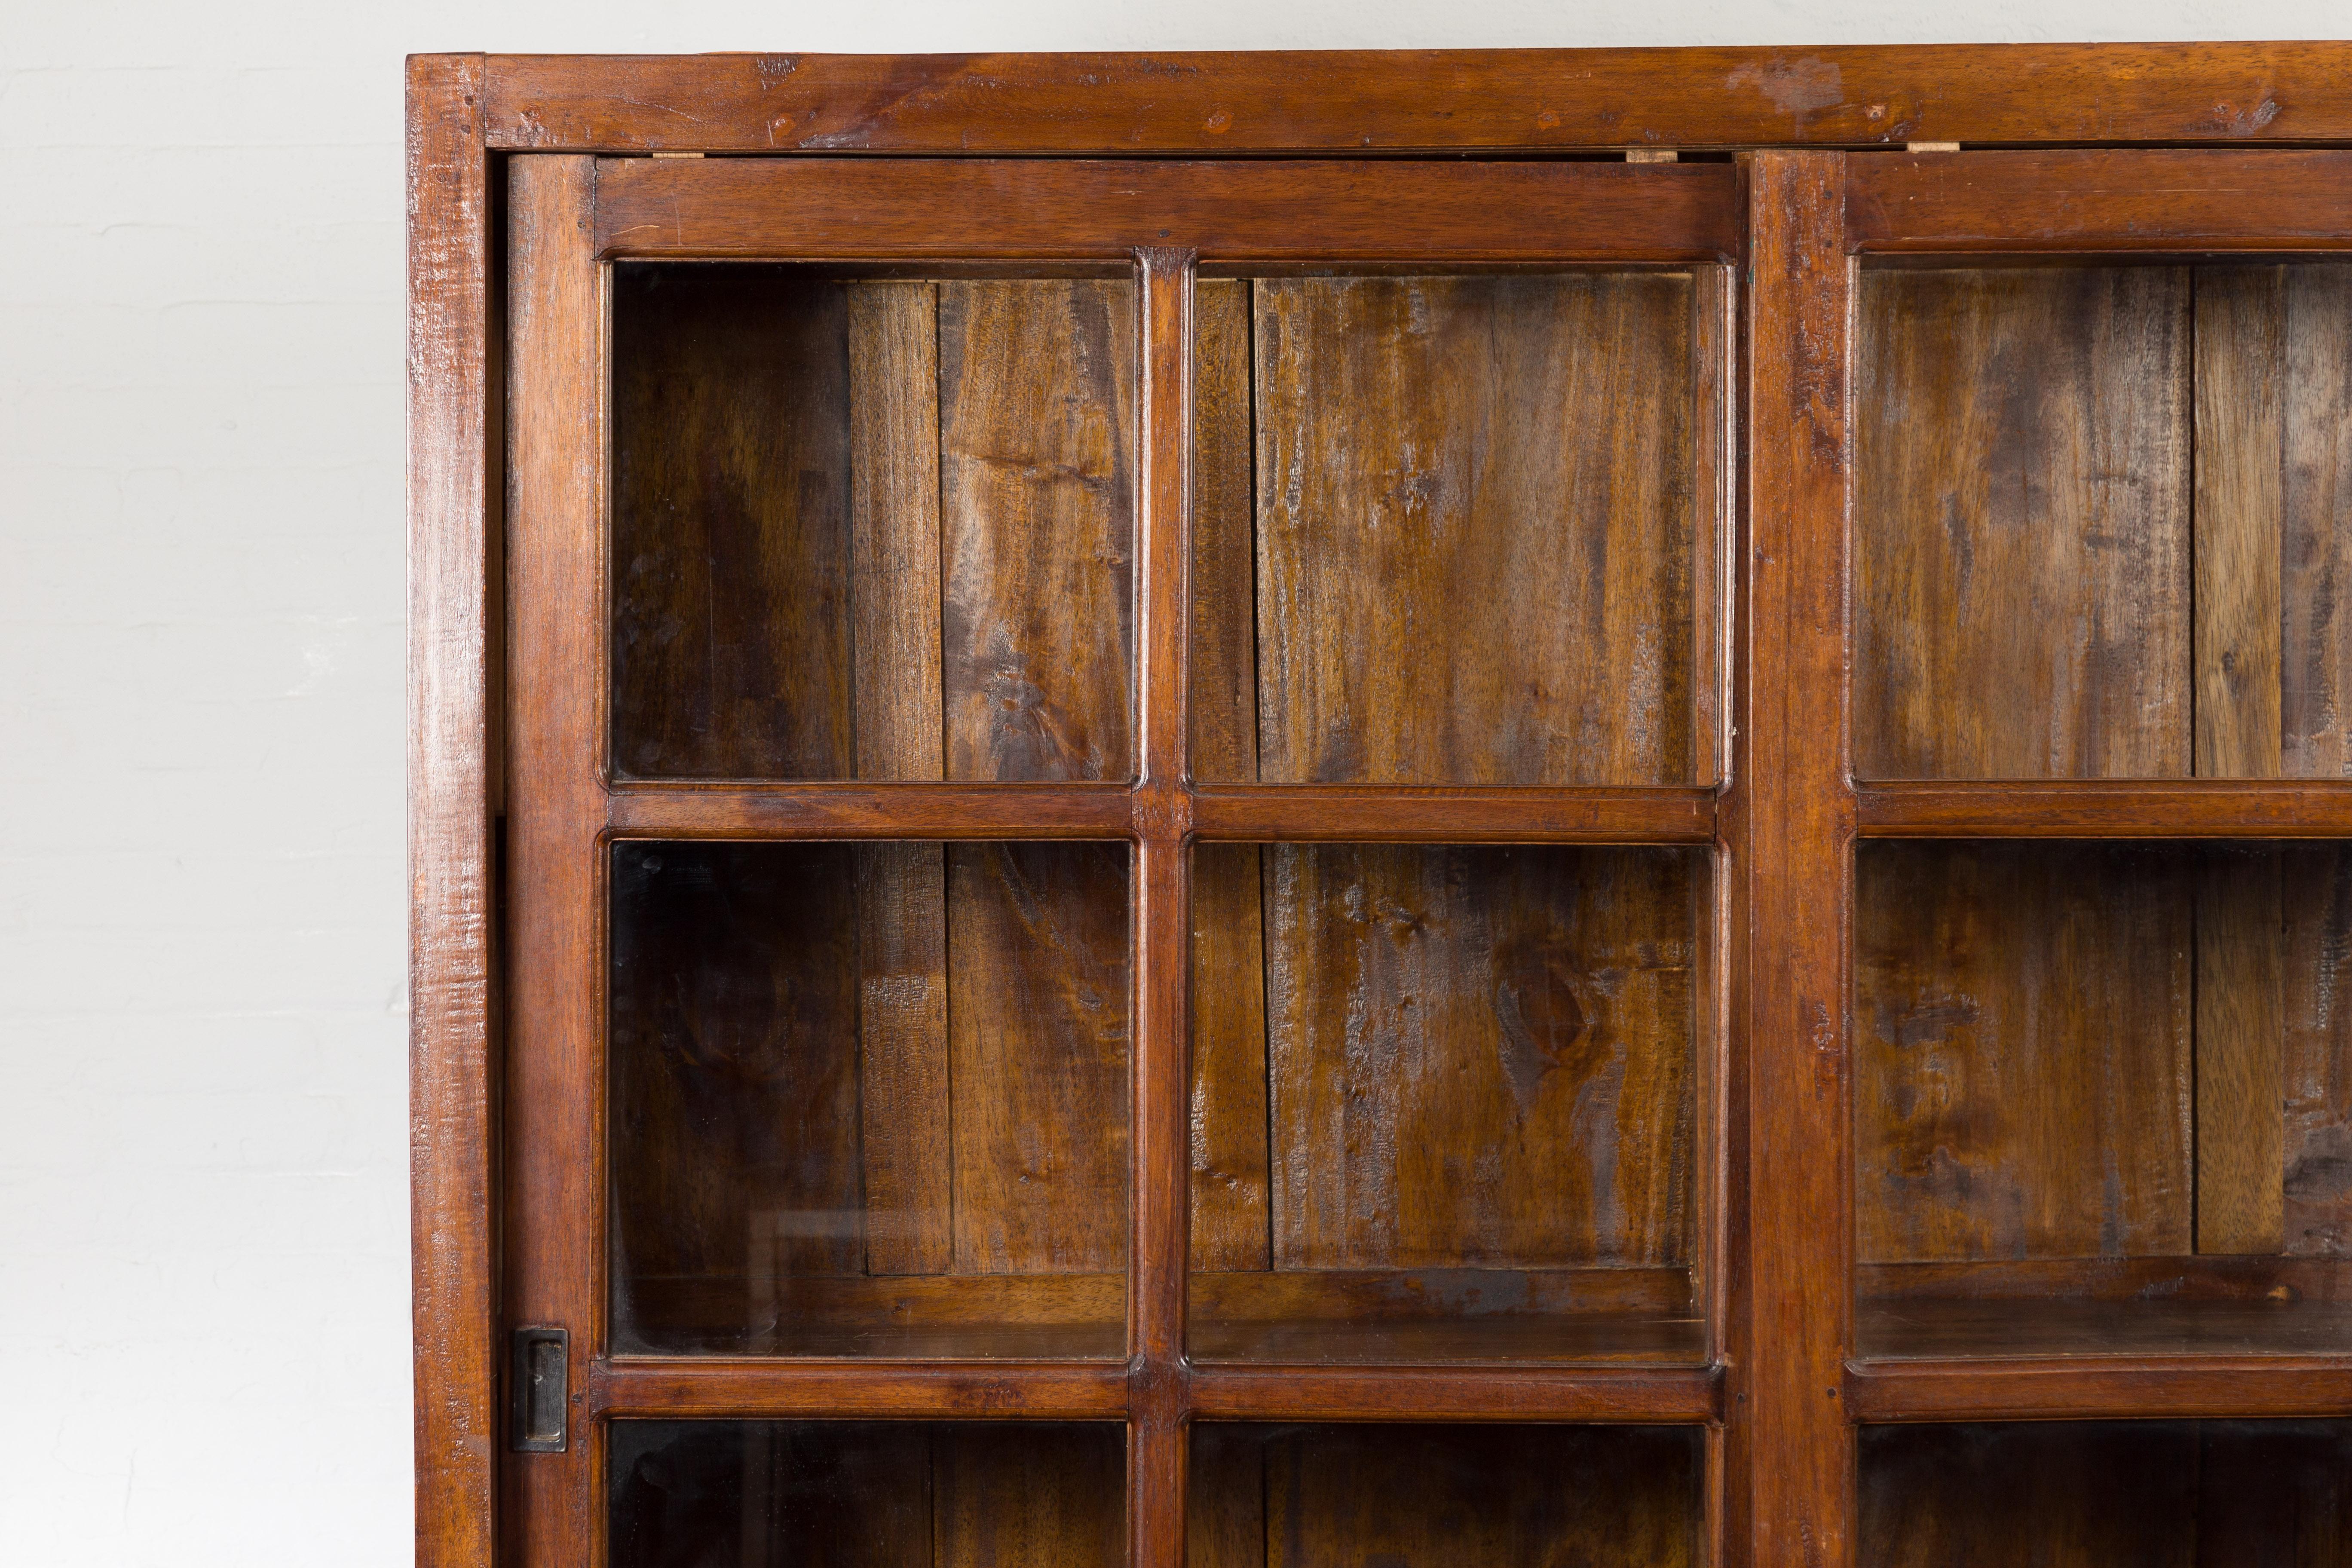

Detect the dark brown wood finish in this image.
[503,153,605,1567]
[413,48,2352,1568]
[408,50,495,1568]
[484,47,2352,153]
[1741,148,1856,1568]
[594,158,1736,264]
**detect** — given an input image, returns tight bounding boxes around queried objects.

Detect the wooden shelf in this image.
[1856,779,2352,838]
[593,1359,1129,1420]
[1190,1311,1706,1367]
[1847,1355,2352,1421]
[1190,1363,1723,1422]
[1189,785,1718,843]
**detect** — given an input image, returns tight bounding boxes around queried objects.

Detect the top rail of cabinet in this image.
[452,46,2352,156]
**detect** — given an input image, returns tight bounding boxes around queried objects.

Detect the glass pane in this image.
[1856,840,2352,1360]
[1856,260,2352,780]
[612,1421,1123,1567]
[611,264,1136,781]
[1190,270,1725,787]
[1188,1423,1703,1565]
[1860,1421,2352,1564]
[1188,842,1708,1363]
[610,840,1130,1357]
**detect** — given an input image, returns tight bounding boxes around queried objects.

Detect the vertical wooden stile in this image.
[407,51,495,1568]
[503,153,605,1568]
[1740,150,1856,1568]
[1132,248,1197,1568]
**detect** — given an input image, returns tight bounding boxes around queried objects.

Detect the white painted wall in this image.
[2,3,2343,1562]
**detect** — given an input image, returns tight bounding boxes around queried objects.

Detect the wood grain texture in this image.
[849,281,945,781]
[2199,847,2288,1255]
[592,1361,1130,1420]
[2199,263,2352,780]
[1856,778,2352,838]
[1856,265,2192,779]
[610,266,854,779]
[1849,1361,2352,1421]
[1252,274,1697,786]
[940,280,1135,783]
[935,1423,1124,1568]
[1848,149,2352,252]
[1190,784,1718,843]
[946,842,1131,1275]
[854,842,952,1276]
[1191,279,1256,785]
[487,47,2352,152]
[608,844,864,1353]
[612,782,1135,840]
[1856,842,2193,1263]
[1740,150,1856,1568]
[593,157,1736,263]
[2282,847,2352,1258]
[1184,1424,1701,1568]
[405,50,493,1568]
[1190,844,1269,1272]
[1262,845,1697,1270]
[502,152,606,1568]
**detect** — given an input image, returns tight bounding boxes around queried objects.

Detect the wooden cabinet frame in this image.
[410,46,2352,1568]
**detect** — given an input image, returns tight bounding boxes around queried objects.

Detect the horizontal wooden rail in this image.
[1189,1364,1722,1423]
[1848,150,2352,254]
[482,46,2352,155]
[1845,1357,2352,1422]
[1191,785,1720,843]
[595,156,1737,263]
[1856,780,2352,838]
[606,783,1136,839]
[591,1359,1131,1420]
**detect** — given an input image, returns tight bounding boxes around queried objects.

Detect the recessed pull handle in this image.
[510,1327,569,1453]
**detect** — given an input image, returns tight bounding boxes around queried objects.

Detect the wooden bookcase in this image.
[410,47,2352,1568]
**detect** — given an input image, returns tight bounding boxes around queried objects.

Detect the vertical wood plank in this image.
[946,842,1132,1274]
[1855,843,2193,1262]
[846,281,952,1278]
[940,279,1136,783]
[1692,263,1734,787]
[610,267,854,779]
[2281,847,2352,1256]
[1252,273,1698,786]
[1741,148,1855,1568]
[2196,846,2286,1255]
[1262,845,1697,1269]
[2277,265,2352,778]
[934,1426,1124,1568]
[502,150,605,1568]
[1855,266,2192,779]
[1857,1423,2198,1568]
[1190,845,1271,1273]
[407,52,493,1568]
[1188,278,1271,1274]
[850,280,946,781]
[1183,1426,1263,1568]
[2195,266,2287,779]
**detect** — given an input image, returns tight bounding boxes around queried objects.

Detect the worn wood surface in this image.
[482,47,2352,153]
[1261,844,1696,1269]
[946,842,1131,1274]
[2199,848,2288,1255]
[406,50,494,1568]
[1253,274,1697,786]
[2282,847,2352,1258]
[1849,1360,2352,1421]
[610,266,854,779]
[1856,842,2192,1263]
[1856,265,2192,779]
[1186,1424,1701,1568]
[2200,263,2352,780]
[1856,778,2352,838]
[940,280,1136,783]
[936,1423,1124,1568]
[501,153,605,1567]
[594,157,1737,263]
